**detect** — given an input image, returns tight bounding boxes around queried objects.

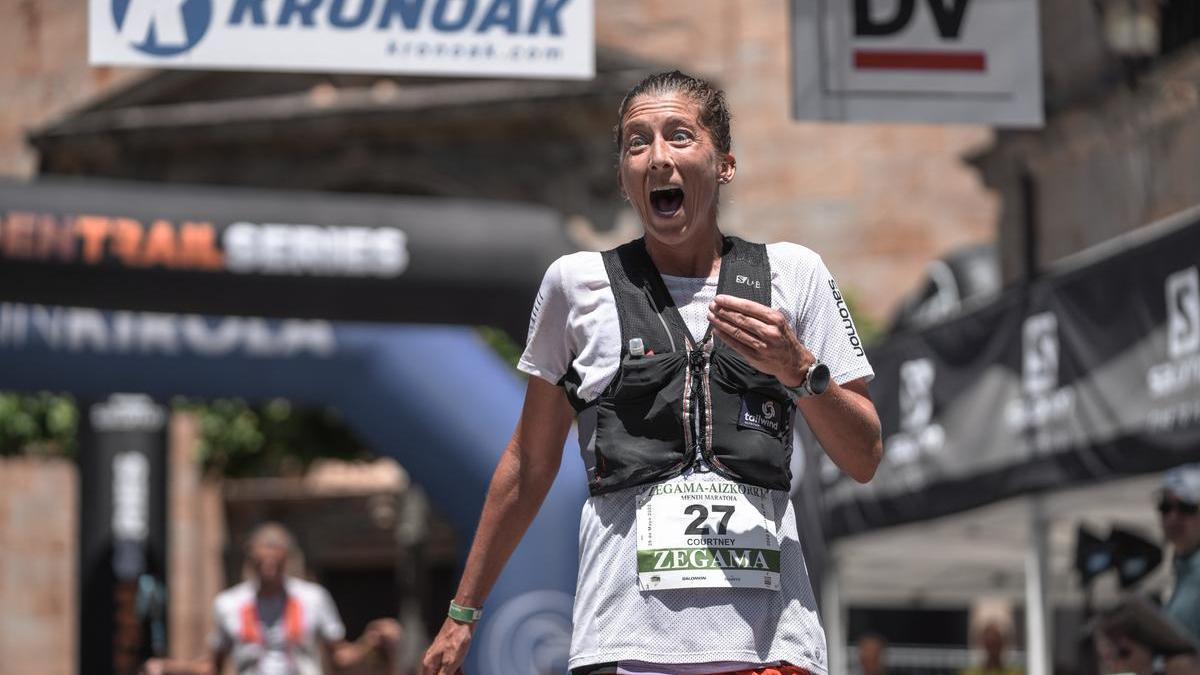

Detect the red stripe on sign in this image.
[854,49,986,72]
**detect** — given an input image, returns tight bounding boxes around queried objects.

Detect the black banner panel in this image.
[824,210,1200,538]
[78,394,169,675]
[0,178,572,340]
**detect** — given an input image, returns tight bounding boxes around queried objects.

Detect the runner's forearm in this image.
[798,379,882,483]
[453,435,561,607]
[329,639,377,669]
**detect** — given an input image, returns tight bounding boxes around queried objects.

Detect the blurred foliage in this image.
[477,325,525,372]
[0,392,77,458]
[176,398,371,477]
[0,391,369,477]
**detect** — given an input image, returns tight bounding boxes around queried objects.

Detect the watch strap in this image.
[786,362,831,399]
[447,601,483,623]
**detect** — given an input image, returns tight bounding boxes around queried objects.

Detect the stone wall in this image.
[166,413,226,661]
[0,0,145,178]
[0,456,76,675]
[976,39,1200,282]
[0,414,224,675]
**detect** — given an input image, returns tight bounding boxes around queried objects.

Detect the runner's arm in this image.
[421,375,575,675]
[325,618,401,670]
[139,648,223,675]
[795,377,881,483]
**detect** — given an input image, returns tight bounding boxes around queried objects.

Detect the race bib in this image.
[635,478,781,591]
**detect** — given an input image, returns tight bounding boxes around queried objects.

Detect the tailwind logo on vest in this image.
[112,0,213,56]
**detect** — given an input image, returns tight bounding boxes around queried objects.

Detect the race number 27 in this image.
[683,504,735,535]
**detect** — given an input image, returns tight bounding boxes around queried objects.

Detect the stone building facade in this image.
[973,0,1200,282]
[1,0,998,324]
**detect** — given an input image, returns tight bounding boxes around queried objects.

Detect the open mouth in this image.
[649,187,685,218]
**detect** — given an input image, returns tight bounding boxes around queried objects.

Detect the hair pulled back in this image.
[615,70,732,155]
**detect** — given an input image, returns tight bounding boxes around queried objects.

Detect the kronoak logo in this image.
[112,0,213,56]
[93,0,591,79]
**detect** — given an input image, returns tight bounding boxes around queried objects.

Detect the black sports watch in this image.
[785,362,831,400]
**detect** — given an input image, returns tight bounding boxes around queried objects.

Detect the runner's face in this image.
[250,542,288,585]
[618,93,734,247]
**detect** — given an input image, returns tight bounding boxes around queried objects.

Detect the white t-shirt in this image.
[518,242,874,674]
[211,577,346,675]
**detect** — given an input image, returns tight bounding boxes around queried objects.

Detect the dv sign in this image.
[791,0,1043,127]
[90,0,594,79]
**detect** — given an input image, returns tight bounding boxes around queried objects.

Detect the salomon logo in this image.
[1167,267,1200,360]
[898,357,934,432]
[827,279,865,358]
[112,0,212,56]
[1022,312,1058,395]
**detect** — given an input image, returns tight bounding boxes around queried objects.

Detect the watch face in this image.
[810,363,831,394]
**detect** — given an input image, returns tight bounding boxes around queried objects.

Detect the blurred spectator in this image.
[855,633,888,675]
[1160,464,1200,642]
[142,522,401,675]
[959,622,1022,675]
[1092,596,1200,675]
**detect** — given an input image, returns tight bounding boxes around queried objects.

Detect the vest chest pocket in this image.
[707,352,794,492]
[590,353,689,493]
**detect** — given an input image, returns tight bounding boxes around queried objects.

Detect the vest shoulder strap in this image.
[601,236,773,356]
[601,238,686,356]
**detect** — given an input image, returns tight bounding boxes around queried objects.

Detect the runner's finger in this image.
[709,313,765,351]
[712,294,778,323]
[710,319,768,353]
[712,325,772,373]
[710,305,774,341]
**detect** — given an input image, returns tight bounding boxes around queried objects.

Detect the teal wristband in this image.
[447,601,483,623]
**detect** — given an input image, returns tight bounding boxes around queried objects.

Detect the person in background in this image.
[142,522,401,675]
[960,621,1022,675]
[1160,464,1200,642]
[855,633,888,675]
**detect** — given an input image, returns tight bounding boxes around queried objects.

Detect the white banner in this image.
[90,0,594,79]
[791,0,1043,127]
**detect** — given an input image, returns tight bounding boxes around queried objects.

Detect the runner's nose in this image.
[648,136,673,172]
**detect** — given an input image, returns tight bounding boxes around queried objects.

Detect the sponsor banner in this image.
[791,0,1043,127]
[823,208,1200,538]
[0,178,570,339]
[90,0,594,79]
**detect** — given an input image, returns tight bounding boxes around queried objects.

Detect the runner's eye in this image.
[671,130,692,143]
[628,135,647,149]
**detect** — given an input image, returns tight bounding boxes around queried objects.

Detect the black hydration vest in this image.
[564,236,796,497]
